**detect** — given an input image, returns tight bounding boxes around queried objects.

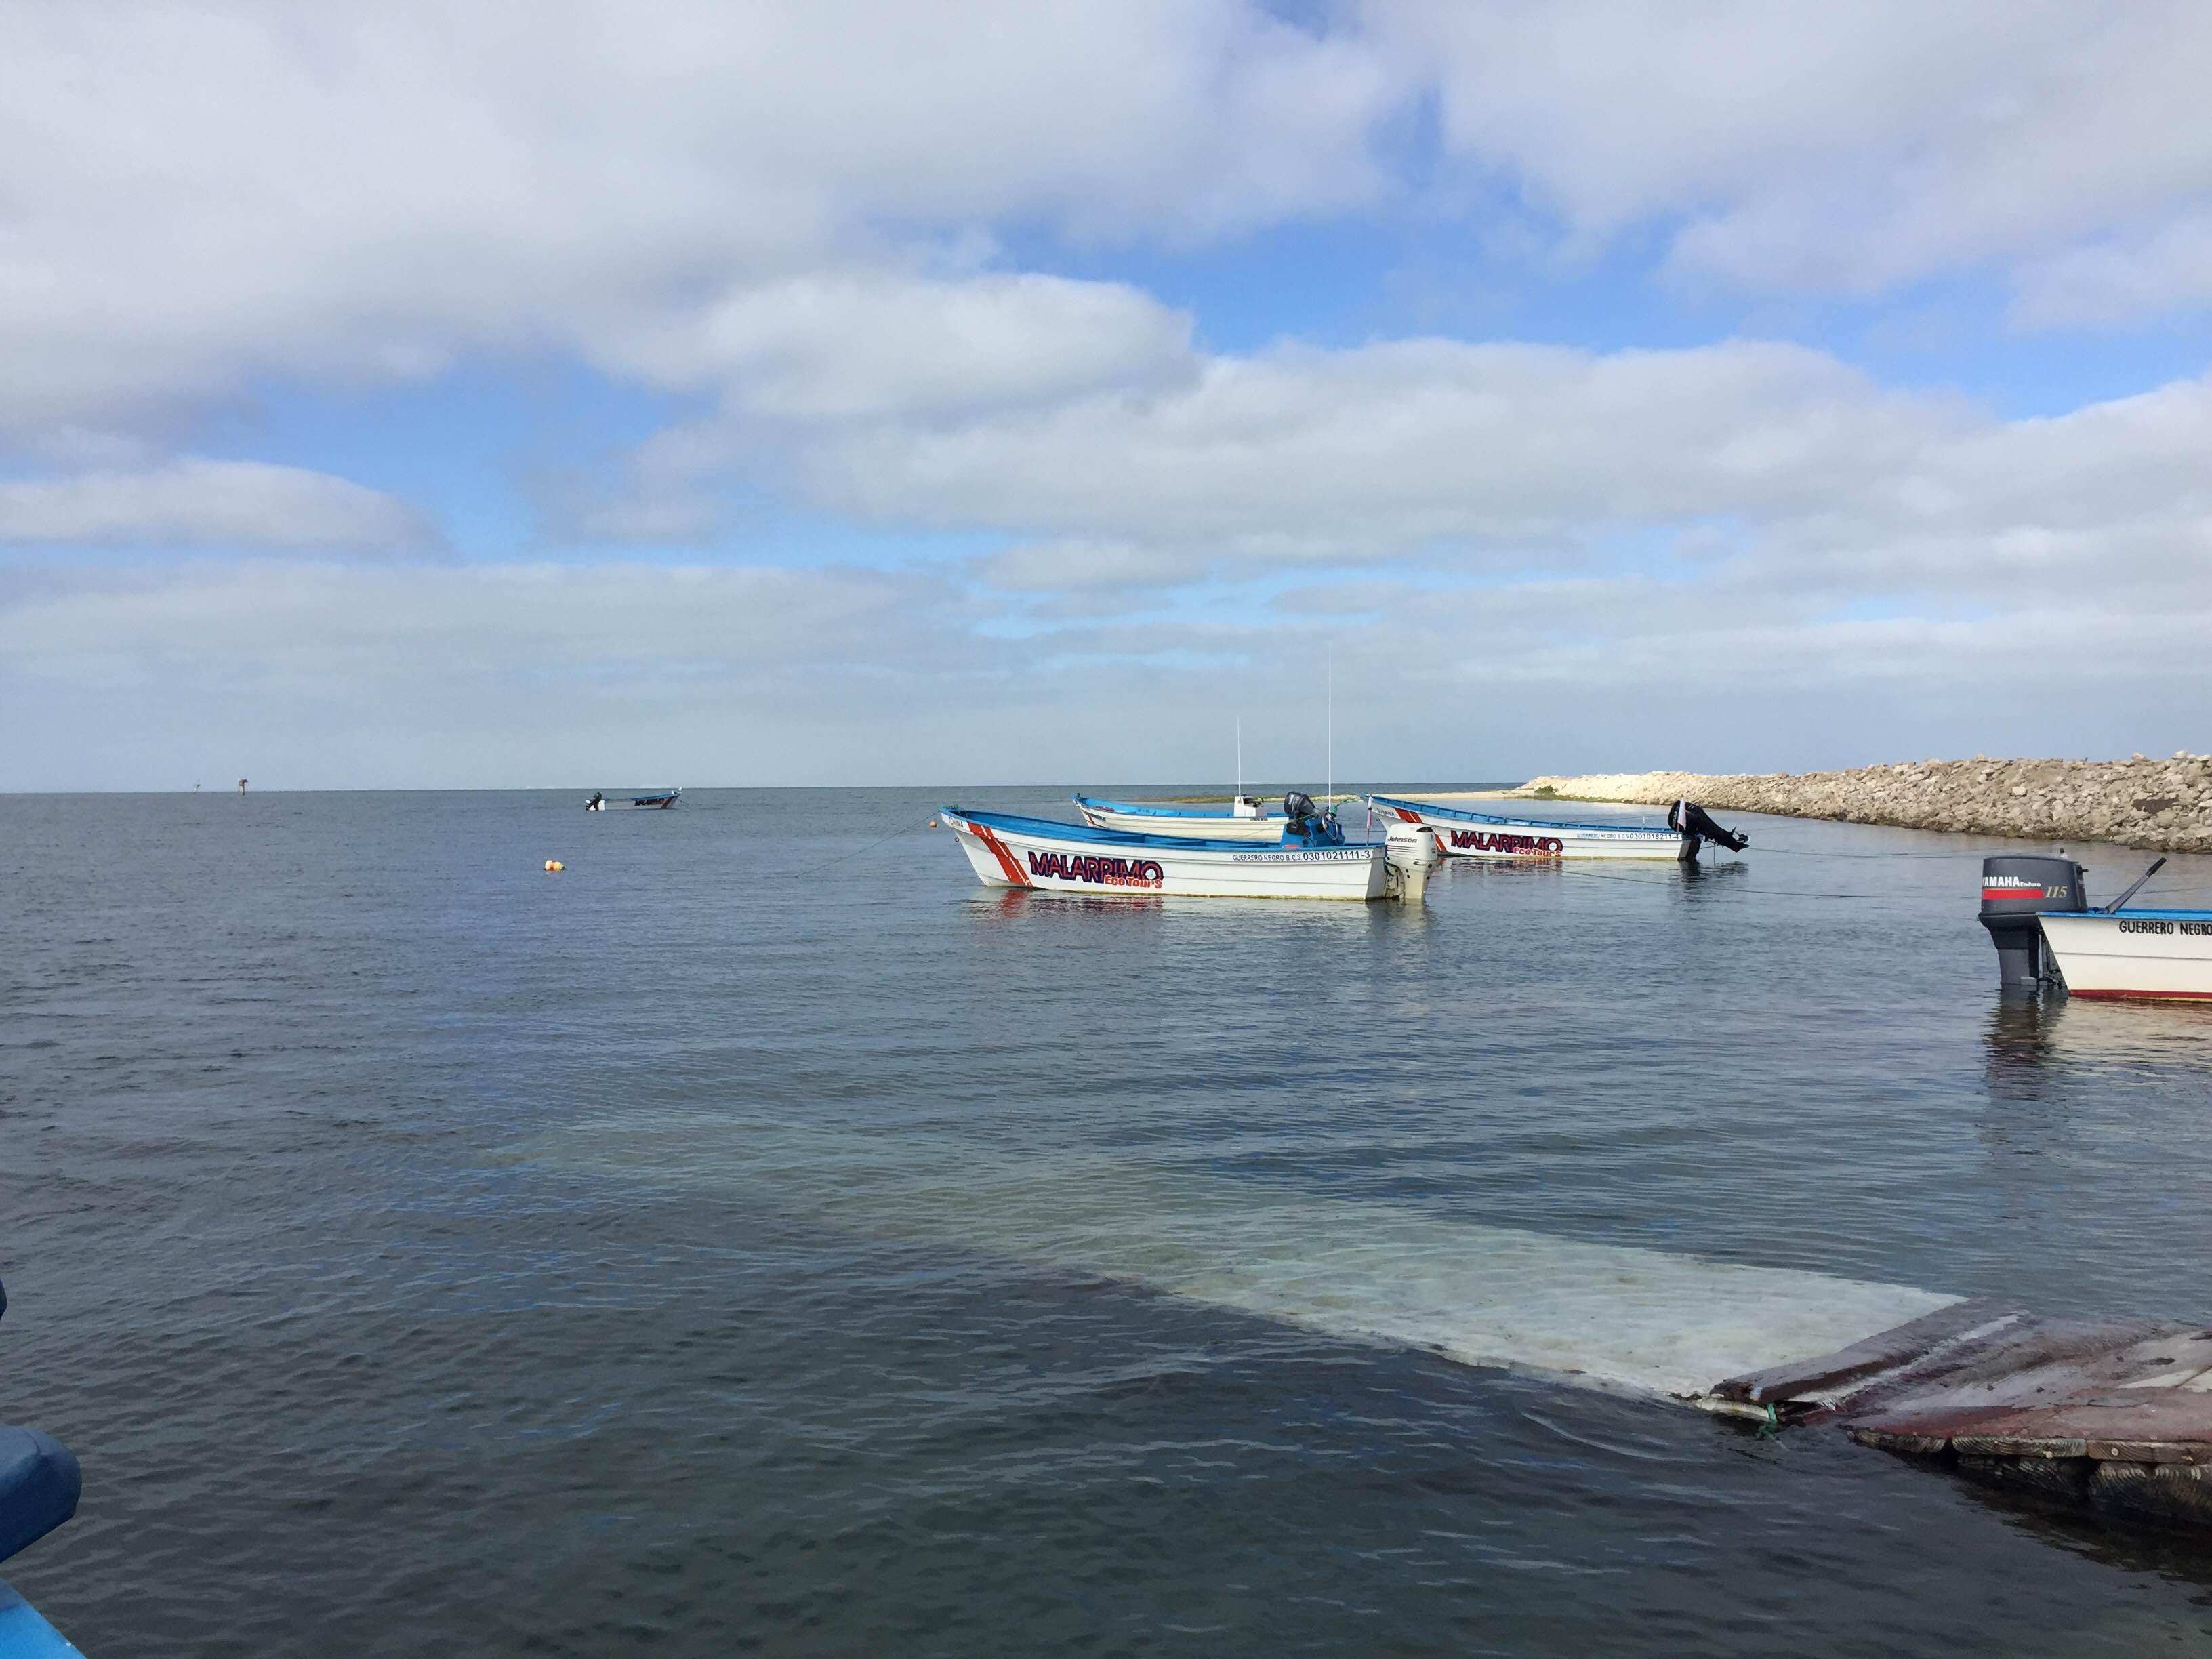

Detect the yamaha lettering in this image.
[1450,830,1565,855]
[1027,851,1164,888]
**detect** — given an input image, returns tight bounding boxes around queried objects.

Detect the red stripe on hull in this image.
[2067,988,2212,1002]
[968,822,1031,887]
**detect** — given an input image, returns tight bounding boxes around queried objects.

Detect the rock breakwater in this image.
[1513,754,2212,853]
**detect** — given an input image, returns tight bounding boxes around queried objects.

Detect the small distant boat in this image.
[586,788,680,811]
[1368,794,1747,861]
[941,794,1385,900]
[1073,794,1287,844]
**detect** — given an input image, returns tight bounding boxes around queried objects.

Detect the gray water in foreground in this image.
[6,786,2212,1656]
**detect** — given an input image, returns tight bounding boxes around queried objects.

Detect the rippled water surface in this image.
[7,787,2212,1656]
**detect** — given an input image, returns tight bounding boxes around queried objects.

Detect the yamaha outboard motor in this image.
[1978,855,2087,987]
[1279,792,1346,848]
[1666,800,1749,855]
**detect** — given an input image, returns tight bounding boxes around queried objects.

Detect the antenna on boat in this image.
[1326,644,1334,808]
[1237,714,1243,801]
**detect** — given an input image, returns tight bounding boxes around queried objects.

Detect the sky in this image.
[3,1,2210,791]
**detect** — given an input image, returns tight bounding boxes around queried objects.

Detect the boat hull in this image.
[1075,804,1286,842]
[1073,796,1287,842]
[2039,911,2212,1001]
[1369,795,1689,861]
[943,811,1385,901]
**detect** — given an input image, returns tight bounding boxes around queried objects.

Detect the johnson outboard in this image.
[1280,791,1347,848]
[1978,855,2087,987]
[1666,799,1750,856]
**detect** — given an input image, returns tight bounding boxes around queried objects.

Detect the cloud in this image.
[0,460,441,552]
[2011,214,2212,327]
[0,0,1391,441]
[596,272,1197,421]
[1373,1,2212,312]
[6,526,2206,791]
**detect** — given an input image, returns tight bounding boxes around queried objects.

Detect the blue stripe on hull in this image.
[1369,793,1675,838]
[951,808,1313,854]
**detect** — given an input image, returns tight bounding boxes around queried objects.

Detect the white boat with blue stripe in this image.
[942,798,1385,901]
[1368,794,1748,862]
[1073,794,1287,843]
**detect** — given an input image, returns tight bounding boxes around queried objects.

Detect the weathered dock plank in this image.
[1717,1309,2212,1531]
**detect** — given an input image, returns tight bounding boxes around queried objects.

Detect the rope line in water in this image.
[1539,863,1902,901]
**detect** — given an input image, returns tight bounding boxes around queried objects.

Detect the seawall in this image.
[1512,754,2212,853]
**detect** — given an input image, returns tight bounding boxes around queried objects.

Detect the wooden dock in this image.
[1706,1299,2212,1528]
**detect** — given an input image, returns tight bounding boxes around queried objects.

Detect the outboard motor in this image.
[1666,799,1749,856]
[1978,855,2087,987]
[1382,819,1439,901]
[1279,792,1345,848]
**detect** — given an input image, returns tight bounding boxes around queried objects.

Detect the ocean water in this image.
[6,786,2212,1656]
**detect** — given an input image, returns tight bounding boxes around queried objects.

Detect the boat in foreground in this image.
[1,1278,85,1657]
[1368,793,1748,861]
[1073,794,1287,843]
[1978,853,2212,1002]
[941,798,1387,901]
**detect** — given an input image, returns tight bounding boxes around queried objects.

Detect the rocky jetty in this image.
[1513,754,2212,853]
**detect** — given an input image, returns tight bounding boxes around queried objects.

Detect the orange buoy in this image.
[544,859,565,873]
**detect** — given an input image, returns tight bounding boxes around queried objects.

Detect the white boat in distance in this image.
[1073,794,1287,844]
[1368,793,1748,861]
[2039,910,2212,1002]
[586,788,681,811]
[941,806,1386,901]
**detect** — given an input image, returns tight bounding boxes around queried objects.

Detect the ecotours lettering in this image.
[1027,851,1164,888]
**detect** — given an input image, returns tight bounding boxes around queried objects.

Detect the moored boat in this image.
[2038,910,2212,1001]
[588,787,681,810]
[1977,853,2212,1002]
[941,796,1386,901]
[1073,794,1287,843]
[1368,793,1747,861]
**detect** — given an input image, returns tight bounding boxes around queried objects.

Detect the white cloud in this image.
[2011,214,2212,328]
[0,0,1390,440]
[0,460,439,552]
[5,554,2205,791]
[597,272,1197,420]
[1374,1,2212,310]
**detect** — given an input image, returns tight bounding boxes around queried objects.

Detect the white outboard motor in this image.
[1978,855,2087,987]
[1383,819,1439,903]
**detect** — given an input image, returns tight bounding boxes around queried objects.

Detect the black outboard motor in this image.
[1978,855,2087,987]
[1279,792,1345,848]
[1666,800,1749,855]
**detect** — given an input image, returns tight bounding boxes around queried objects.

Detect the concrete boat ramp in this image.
[1708,1299,2212,1528]
[532,1114,2212,1537]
